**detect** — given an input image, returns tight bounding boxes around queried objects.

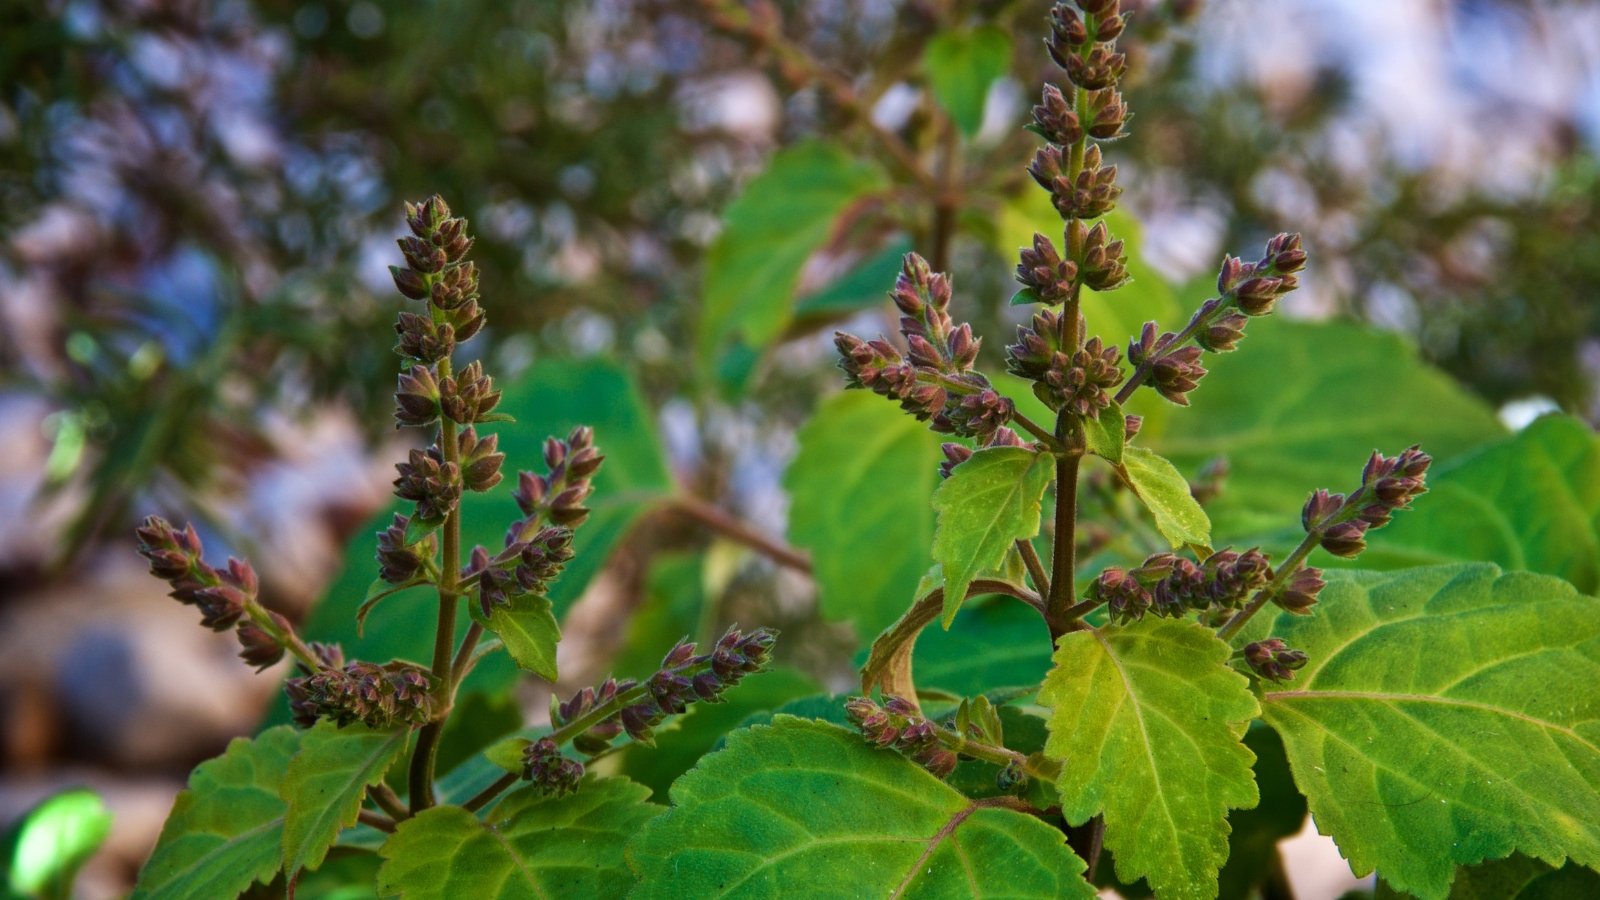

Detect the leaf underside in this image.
[1252,565,1600,900]
[625,717,1094,898]
[1041,618,1259,900]
[486,592,561,681]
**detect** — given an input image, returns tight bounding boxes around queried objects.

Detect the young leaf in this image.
[625,717,1095,898]
[402,515,442,547]
[280,721,410,876]
[377,778,661,898]
[787,390,941,637]
[485,592,560,681]
[1356,415,1600,592]
[1083,400,1126,464]
[1116,445,1211,550]
[4,788,112,900]
[931,447,1054,627]
[1040,619,1260,900]
[133,726,301,899]
[697,142,889,370]
[1251,564,1600,900]
[924,26,1012,137]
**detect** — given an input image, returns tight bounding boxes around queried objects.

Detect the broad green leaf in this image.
[787,390,942,637]
[276,357,671,725]
[377,778,660,899]
[1254,565,1600,900]
[1139,320,1504,542]
[281,722,409,876]
[1083,401,1126,464]
[134,726,300,899]
[615,667,820,800]
[698,142,889,367]
[486,593,560,681]
[1376,855,1600,899]
[931,447,1054,627]
[792,239,912,321]
[5,788,112,900]
[1041,619,1260,900]
[625,717,1094,898]
[924,27,1012,136]
[1117,445,1211,550]
[1356,415,1600,593]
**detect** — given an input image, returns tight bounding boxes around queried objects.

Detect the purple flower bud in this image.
[1244,638,1310,682]
[1276,567,1325,614]
[1301,489,1345,532]
[1320,521,1369,558]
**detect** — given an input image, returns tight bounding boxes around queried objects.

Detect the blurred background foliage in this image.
[2,0,1598,895]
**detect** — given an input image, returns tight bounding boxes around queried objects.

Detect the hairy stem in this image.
[357,810,396,834]
[1016,539,1050,597]
[1046,453,1081,640]
[449,622,485,688]
[1217,529,1321,642]
[673,494,812,573]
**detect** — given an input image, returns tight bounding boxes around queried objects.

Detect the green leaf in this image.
[277,357,671,725]
[1084,401,1126,464]
[787,390,942,637]
[698,142,889,369]
[924,26,1012,136]
[1251,565,1600,899]
[377,778,661,899]
[1117,445,1211,550]
[1356,415,1600,593]
[1376,855,1600,899]
[931,446,1054,627]
[885,597,1053,697]
[356,578,425,635]
[280,722,409,877]
[859,571,1034,701]
[792,239,912,321]
[5,788,112,900]
[1140,320,1504,542]
[615,667,820,799]
[134,726,301,899]
[485,593,560,681]
[1040,619,1260,900]
[625,717,1095,898]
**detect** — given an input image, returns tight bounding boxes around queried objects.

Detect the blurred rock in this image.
[0,554,283,773]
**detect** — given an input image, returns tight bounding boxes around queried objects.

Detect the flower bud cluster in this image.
[521,737,584,797]
[1302,446,1431,559]
[1244,638,1309,682]
[1092,547,1272,623]
[1006,308,1125,417]
[844,695,958,779]
[464,526,575,616]
[1128,321,1208,406]
[375,514,436,584]
[393,445,461,523]
[511,427,603,532]
[135,516,290,670]
[835,254,1015,441]
[286,658,434,729]
[390,196,484,367]
[553,627,778,751]
[1031,143,1122,221]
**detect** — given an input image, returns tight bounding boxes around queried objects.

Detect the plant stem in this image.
[672,494,812,573]
[357,810,396,834]
[1046,453,1081,640]
[1010,410,1062,449]
[1016,539,1050,597]
[1216,530,1321,642]
[369,783,409,822]
[461,680,659,813]
[449,622,485,687]
[410,360,462,814]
